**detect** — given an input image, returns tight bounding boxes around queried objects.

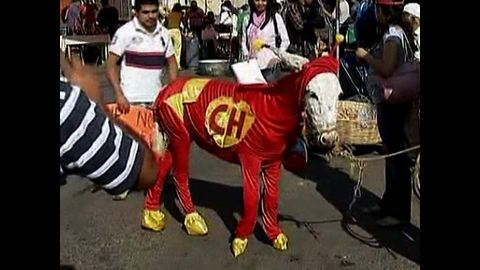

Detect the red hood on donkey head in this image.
[276,55,339,173]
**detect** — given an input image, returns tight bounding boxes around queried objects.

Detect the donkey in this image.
[142,54,342,257]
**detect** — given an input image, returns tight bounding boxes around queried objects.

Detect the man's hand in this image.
[355,48,369,60]
[116,93,131,114]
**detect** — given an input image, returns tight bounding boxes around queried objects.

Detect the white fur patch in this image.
[278,50,309,70]
[305,73,343,132]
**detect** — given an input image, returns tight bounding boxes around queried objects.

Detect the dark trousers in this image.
[201,40,216,60]
[191,26,203,46]
[376,102,413,220]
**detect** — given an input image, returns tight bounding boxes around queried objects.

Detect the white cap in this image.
[403,3,420,19]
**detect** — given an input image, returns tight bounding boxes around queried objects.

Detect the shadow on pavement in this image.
[162,178,272,245]
[161,153,419,265]
[289,154,420,265]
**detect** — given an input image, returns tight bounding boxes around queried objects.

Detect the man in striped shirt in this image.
[60,76,159,194]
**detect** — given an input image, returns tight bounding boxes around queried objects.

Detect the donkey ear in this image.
[279,51,309,71]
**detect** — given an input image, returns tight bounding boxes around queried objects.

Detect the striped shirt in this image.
[60,77,145,195]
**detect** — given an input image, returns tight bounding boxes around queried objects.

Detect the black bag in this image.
[217,11,234,34]
[272,14,282,49]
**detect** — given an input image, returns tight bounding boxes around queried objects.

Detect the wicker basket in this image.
[336,100,382,145]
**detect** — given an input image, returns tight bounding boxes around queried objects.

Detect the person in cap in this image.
[355,0,417,227]
[402,2,420,61]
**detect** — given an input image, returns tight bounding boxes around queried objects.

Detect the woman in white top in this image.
[241,0,290,82]
[355,0,416,227]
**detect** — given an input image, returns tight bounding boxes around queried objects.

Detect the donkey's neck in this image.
[273,70,309,111]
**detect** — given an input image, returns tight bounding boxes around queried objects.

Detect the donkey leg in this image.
[170,138,208,236]
[159,104,208,236]
[142,150,173,232]
[260,160,288,251]
[232,153,262,257]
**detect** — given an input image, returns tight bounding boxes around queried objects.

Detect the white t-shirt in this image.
[109,17,175,103]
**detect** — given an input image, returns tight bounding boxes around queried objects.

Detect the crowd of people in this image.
[61,0,120,36]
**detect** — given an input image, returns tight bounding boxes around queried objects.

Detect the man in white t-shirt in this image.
[107,0,178,113]
[106,0,178,200]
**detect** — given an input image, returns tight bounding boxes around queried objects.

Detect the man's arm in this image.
[107,29,131,113]
[358,40,401,77]
[106,52,122,96]
[167,56,178,82]
[164,33,178,83]
[106,52,131,113]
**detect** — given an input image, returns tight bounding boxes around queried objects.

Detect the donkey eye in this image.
[309,92,319,99]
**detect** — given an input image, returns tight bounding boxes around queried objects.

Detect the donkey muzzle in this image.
[319,130,339,148]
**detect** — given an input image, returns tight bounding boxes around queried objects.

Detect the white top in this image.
[241,13,290,70]
[217,7,238,37]
[333,0,351,25]
[109,17,175,103]
[384,25,419,62]
[414,27,420,62]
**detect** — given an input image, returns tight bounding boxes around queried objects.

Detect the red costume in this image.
[144,56,338,251]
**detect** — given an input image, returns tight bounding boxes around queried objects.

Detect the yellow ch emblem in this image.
[205,96,255,148]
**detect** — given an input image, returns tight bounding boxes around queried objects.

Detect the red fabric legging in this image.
[144,103,196,214]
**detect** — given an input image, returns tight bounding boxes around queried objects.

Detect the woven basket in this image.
[337,100,382,145]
